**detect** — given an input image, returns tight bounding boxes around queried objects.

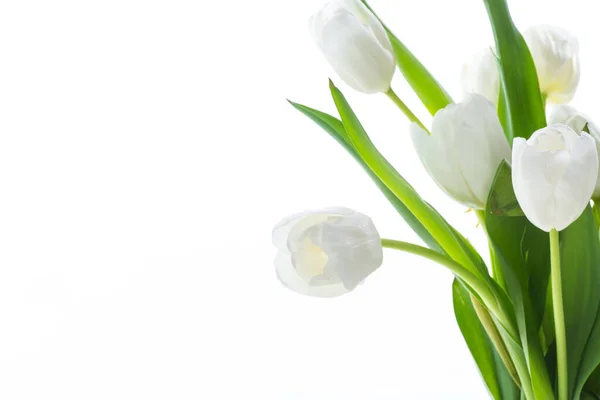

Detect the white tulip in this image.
[524,25,580,104]
[309,0,395,94]
[411,94,511,209]
[548,105,600,198]
[512,124,598,232]
[272,207,383,297]
[461,47,500,106]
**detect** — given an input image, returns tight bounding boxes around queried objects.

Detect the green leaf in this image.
[487,160,523,217]
[328,80,489,280]
[484,161,554,399]
[560,207,600,399]
[361,0,453,115]
[453,280,520,400]
[583,367,600,398]
[483,0,546,140]
[287,100,443,254]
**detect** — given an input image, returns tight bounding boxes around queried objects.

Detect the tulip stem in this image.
[385,88,429,133]
[381,238,497,312]
[550,228,568,400]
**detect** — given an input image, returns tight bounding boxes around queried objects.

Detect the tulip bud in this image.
[461,48,500,106]
[272,207,383,297]
[523,25,580,104]
[309,0,395,94]
[548,105,600,198]
[410,94,511,209]
[512,124,598,232]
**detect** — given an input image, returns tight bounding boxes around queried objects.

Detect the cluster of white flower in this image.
[274,0,598,298]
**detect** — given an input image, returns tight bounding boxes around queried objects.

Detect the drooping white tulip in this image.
[410,94,511,209]
[512,124,598,232]
[309,0,395,94]
[272,207,383,297]
[461,47,500,106]
[524,25,580,104]
[548,105,600,198]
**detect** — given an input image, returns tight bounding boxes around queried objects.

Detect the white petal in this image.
[309,1,395,94]
[272,211,309,251]
[318,210,382,289]
[548,106,600,197]
[512,138,555,231]
[513,126,598,231]
[455,95,510,206]
[524,25,579,103]
[553,133,599,230]
[461,48,500,105]
[411,116,480,207]
[272,208,383,298]
[275,252,348,298]
[412,95,509,209]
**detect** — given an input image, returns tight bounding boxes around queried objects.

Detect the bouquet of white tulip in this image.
[273,1,600,399]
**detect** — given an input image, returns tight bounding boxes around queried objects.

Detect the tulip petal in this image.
[461,48,500,105]
[412,95,510,209]
[273,208,382,297]
[513,125,598,232]
[548,105,600,197]
[513,138,555,231]
[310,0,395,94]
[524,25,580,104]
[411,118,480,208]
[275,252,348,297]
[455,95,510,206]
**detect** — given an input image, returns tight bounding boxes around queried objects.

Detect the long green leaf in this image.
[328,80,488,281]
[560,207,600,399]
[583,367,600,399]
[287,101,443,253]
[361,0,453,115]
[453,280,520,400]
[484,161,554,399]
[483,0,546,140]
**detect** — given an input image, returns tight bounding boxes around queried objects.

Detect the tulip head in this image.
[461,47,500,106]
[549,105,600,198]
[309,0,395,94]
[272,207,383,297]
[411,94,511,209]
[512,124,598,232]
[524,25,580,104]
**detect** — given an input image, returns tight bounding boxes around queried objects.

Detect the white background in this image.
[0,0,598,399]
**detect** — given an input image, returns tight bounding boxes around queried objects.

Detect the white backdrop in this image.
[0,0,598,399]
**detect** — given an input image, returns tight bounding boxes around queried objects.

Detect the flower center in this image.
[294,237,330,281]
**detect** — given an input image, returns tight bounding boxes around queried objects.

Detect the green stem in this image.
[385,88,429,133]
[550,229,568,400]
[382,238,533,396]
[381,239,498,316]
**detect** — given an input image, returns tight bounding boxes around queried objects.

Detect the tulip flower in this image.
[309,0,395,94]
[512,124,598,232]
[272,207,383,297]
[461,48,500,106]
[524,25,580,104]
[548,105,600,198]
[410,94,511,209]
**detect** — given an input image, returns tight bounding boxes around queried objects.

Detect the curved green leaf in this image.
[484,162,554,399]
[453,280,520,400]
[328,80,488,280]
[483,0,546,140]
[361,0,453,115]
[287,100,442,254]
[560,207,600,399]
